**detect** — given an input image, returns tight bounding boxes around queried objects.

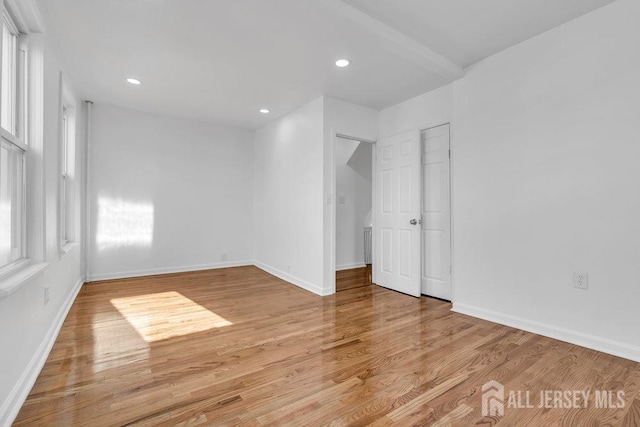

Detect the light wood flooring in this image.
[14,266,640,426]
[336,266,371,292]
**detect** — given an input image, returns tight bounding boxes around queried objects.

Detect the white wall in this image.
[379,84,454,138]
[380,0,640,361]
[253,97,326,294]
[253,96,378,295]
[335,139,372,270]
[88,105,254,280]
[452,0,640,360]
[0,34,85,424]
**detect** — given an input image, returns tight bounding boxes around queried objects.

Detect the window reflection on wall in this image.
[95,197,154,250]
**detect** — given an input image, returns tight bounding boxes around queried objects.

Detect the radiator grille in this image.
[364,227,372,265]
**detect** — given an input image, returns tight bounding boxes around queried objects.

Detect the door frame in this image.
[420,123,454,301]
[329,130,377,295]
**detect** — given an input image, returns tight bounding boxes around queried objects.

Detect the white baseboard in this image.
[90,260,328,296]
[0,277,84,427]
[336,263,366,271]
[253,261,328,296]
[452,302,640,363]
[86,260,253,282]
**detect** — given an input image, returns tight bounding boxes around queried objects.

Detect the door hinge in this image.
[448,149,451,158]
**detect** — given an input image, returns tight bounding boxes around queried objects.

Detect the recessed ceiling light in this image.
[335,59,350,68]
[126,78,142,85]
[259,109,270,114]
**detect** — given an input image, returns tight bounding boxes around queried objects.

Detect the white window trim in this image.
[0,126,26,150]
[0,2,46,299]
[0,6,27,275]
[60,240,78,255]
[0,260,46,297]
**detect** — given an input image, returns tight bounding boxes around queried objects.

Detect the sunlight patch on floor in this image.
[110,291,232,342]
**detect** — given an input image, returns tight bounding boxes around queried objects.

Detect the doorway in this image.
[330,125,452,300]
[335,136,373,292]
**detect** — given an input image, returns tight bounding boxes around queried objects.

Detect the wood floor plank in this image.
[12,265,640,426]
[336,266,371,292]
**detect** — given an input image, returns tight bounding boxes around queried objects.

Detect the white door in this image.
[421,124,451,300]
[374,130,421,297]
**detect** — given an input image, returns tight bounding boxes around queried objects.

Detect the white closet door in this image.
[374,130,421,297]
[421,124,451,300]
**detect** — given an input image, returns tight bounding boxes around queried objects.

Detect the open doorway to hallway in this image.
[335,136,373,292]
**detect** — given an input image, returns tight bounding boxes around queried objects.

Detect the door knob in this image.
[410,219,418,225]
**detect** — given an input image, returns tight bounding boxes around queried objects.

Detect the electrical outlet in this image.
[286,264,291,274]
[573,273,588,290]
[44,285,50,305]
[338,196,346,205]
[221,252,228,261]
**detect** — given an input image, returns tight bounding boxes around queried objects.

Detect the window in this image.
[59,93,76,252]
[0,1,47,297]
[0,8,27,274]
[0,138,23,266]
[61,107,68,244]
[1,11,16,133]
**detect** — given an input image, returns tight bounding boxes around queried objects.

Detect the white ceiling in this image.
[344,0,616,67]
[38,0,616,129]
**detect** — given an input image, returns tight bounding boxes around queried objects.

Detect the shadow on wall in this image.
[346,141,372,181]
[95,197,154,250]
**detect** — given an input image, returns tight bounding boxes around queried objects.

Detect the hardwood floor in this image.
[336,266,371,292]
[14,266,640,426]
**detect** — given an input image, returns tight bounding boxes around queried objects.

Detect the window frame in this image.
[1,9,18,136]
[60,107,68,243]
[0,0,48,298]
[59,77,77,255]
[0,6,27,278]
